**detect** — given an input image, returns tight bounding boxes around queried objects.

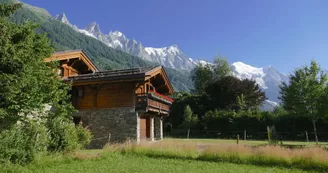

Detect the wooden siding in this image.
[72,82,135,110]
[148,99,170,112]
[140,118,147,139]
[146,117,151,138]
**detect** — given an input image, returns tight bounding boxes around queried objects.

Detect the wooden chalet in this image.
[45,50,174,148]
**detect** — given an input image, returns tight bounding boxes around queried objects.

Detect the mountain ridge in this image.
[54,13,200,71]
[53,12,290,110]
[4,1,289,110]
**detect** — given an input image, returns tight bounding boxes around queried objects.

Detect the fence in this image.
[88,133,111,147]
[164,129,328,142]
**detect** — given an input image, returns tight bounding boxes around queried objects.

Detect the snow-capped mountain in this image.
[54,13,197,71]
[54,13,289,111]
[231,62,289,111]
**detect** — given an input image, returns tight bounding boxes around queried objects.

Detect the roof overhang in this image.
[145,66,174,95]
[65,74,146,86]
[44,50,99,72]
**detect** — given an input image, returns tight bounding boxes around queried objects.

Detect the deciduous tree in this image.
[280,60,328,143]
[190,57,231,94]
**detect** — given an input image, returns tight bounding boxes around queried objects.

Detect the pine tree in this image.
[0,3,74,129]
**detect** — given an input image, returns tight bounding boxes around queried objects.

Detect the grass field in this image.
[167,138,328,146]
[0,152,316,173]
[1,139,327,173]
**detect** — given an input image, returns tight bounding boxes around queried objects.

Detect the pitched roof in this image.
[66,66,158,81]
[66,65,174,94]
[45,50,99,72]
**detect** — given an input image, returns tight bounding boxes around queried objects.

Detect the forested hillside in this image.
[3,0,193,92]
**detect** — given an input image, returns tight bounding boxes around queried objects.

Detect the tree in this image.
[280,60,328,144]
[239,78,267,109]
[190,57,231,94]
[0,4,92,163]
[0,2,21,17]
[205,76,266,111]
[0,3,74,130]
[237,94,246,111]
[212,57,231,81]
[182,105,199,129]
[190,64,213,94]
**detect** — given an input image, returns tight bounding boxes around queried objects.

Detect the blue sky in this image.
[22,0,328,73]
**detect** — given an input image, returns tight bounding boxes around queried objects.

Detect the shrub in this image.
[0,122,48,165]
[76,124,92,148]
[46,117,80,152]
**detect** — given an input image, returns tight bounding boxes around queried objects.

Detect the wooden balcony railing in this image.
[135,92,173,115]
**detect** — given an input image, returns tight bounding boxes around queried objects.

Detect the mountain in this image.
[231,62,289,111]
[52,14,289,106]
[3,0,193,92]
[54,13,199,71]
[4,1,288,110]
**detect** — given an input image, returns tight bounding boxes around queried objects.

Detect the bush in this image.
[0,122,48,165]
[76,124,92,148]
[46,117,80,152]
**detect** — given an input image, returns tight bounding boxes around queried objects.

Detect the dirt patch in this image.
[72,151,102,160]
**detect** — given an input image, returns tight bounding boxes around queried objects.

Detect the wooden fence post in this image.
[187,129,190,139]
[305,131,309,143]
[244,130,247,141]
[108,133,111,144]
[237,134,240,145]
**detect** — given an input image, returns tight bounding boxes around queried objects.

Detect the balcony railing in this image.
[136,92,173,115]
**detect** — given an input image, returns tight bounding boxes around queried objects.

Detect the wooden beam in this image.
[144,67,174,94]
[45,51,99,72]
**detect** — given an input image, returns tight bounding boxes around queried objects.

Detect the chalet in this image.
[45,50,174,148]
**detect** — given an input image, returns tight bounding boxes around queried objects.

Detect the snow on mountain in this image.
[232,62,267,89]
[78,29,97,39]
[53,13,198,71]
[54,13,79,31]
[231,62,289,111]
[261,100,279,112]
[53,13,289,111]
[54,13,70,26]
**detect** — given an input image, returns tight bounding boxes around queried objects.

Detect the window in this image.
[57,68,63,76]
[76,87,84,98]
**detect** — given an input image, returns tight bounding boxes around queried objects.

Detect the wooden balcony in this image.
[135,92,173,115]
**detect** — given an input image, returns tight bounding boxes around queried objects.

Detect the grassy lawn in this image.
[1,152,314,173]
[2,138,327,173]
[166,138,328,146]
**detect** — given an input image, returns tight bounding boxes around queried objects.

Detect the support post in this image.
[244,130,247,141]
[150,116,154,141]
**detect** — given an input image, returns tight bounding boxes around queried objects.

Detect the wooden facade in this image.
[71,83,135,110]
[45,50,174,142]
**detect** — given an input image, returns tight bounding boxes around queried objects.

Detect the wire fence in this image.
[164,129,328,142]
[90,133,111,143]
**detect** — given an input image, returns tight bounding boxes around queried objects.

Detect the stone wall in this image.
[154,116,163,140]
[75,107,139,149]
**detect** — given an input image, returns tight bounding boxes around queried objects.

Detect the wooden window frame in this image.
[76,87,84,99]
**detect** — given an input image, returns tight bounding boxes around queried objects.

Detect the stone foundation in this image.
[154,116,163,140]
[75,107,139,149]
